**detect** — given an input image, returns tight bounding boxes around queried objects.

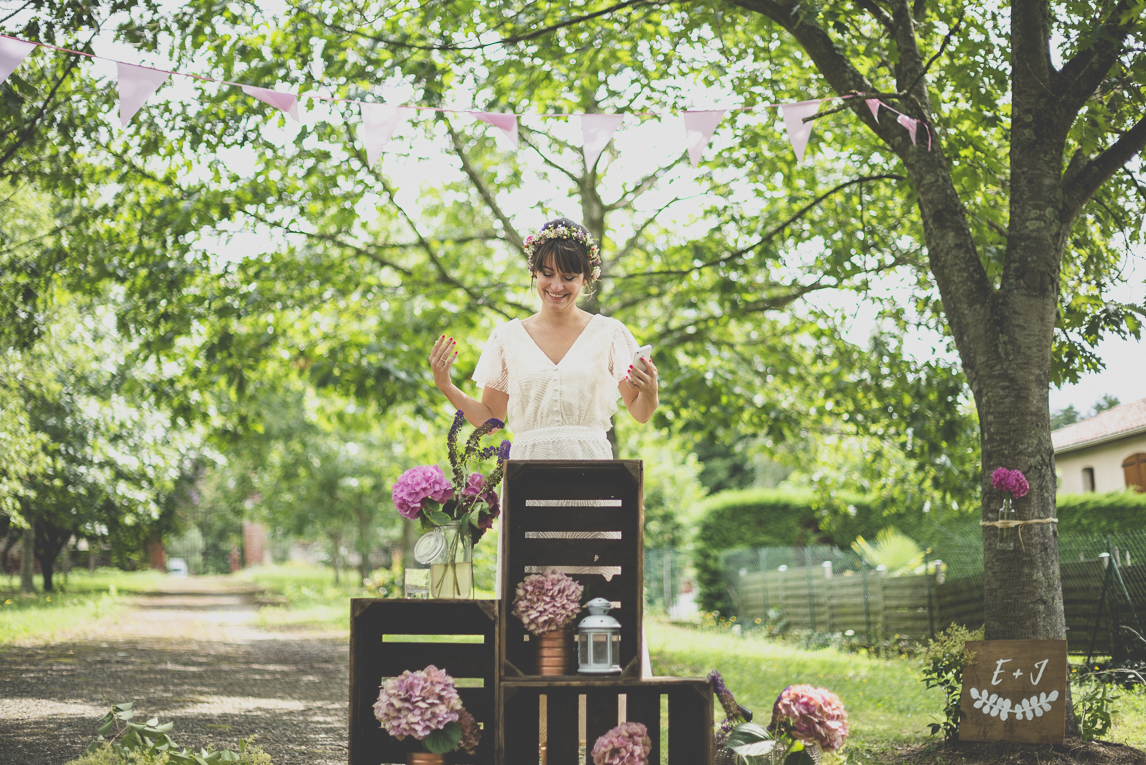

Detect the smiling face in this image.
[534,255,587,310]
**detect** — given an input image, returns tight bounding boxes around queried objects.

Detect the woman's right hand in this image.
[429,334,458,392]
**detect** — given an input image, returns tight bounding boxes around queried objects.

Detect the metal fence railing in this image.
[717,531,1146,654]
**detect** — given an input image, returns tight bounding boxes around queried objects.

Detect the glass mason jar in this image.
[415,521,474,599]
[997,496,1016,550]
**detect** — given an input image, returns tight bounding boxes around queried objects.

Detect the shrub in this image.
[920,624,984,741]
[1055,491,1146,536]
[693,488,943,614]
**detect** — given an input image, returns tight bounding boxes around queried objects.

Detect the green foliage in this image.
[1055,492,1146,536]
[693,488,943,613]
[0,589,121,646]
[1073,675,1121,741]
[79,703,272,765]
[851,528,927,576]
[919,624,984,741]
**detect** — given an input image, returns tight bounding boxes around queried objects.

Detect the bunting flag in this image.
[0,31,935,177]
[780,100,821,163]
[117,63,170,127]
[897,114,918,146]
[683,110,726,167]
[0,36,37,85]
[241,85,300,121]
[473,111,518,148]
[361,103,415,169]
[581,114,623,170]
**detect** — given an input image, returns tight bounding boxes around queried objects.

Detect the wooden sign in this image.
[958,640,1067,744]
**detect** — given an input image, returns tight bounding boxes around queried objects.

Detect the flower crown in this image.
[523,224,603,282]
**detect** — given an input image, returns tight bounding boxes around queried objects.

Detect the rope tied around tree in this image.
[980,518,1059,551]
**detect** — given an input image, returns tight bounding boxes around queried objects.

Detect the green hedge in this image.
[1055,491,1146,536]
[693,488,1146,617]
[693,488,880,615]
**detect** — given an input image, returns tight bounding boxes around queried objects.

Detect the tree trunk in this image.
[20,524,35,593]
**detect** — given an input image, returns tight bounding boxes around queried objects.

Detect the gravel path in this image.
[0,579,348,765]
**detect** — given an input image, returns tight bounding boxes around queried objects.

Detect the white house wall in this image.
[1055,433,1146,493]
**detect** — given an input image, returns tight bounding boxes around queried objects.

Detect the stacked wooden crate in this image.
[349,460,714,765]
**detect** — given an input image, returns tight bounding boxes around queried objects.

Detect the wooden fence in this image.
[727,559,1146,654]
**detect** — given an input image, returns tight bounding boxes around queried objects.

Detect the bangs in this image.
[535,239,589,276]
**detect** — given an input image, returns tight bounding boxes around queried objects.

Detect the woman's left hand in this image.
[626,357,658,394]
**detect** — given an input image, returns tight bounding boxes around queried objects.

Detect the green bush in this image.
[693,487,952,615]
[693,489,869,614]
[1055,491,1146,536]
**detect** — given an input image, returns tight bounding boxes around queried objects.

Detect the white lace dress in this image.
[471,313,638,458]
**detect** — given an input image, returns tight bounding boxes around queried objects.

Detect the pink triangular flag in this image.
[117,63,170,127]
[780,100,821,163]
[865,99,881,121]
[0,36,37,85]
[473,111,518,148]
[241,85,299,122]
[361,103,415,168]
[897,114,918,145]
[683,110,726,167]
[581,114,623,170]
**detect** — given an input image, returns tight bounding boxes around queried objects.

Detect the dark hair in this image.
[531,217,594,280]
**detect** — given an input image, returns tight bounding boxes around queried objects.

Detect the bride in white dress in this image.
[428,220,659,740]
[428,217,659,445]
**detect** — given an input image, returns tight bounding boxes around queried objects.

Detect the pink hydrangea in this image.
[462,472,500,529]
[511,569,584,636]
[591,721,651,765]
[372,665,462,740]
[457,709,481,755]
[991,467,1030,498]
[393,465,454,519]
[770,684,849,752]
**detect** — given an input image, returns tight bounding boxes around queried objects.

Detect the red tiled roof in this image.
[1052,396,1146,452]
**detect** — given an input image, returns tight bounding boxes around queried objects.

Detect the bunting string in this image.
[0,33,932,169]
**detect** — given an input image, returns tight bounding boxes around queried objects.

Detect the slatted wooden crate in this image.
[499,678,713,765]
[500,460,644,678]
[349,599,500,765]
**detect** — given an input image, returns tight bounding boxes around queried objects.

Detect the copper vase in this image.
[407,753,448,765]
[535,627,574,675]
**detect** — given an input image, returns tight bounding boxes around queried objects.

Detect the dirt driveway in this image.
[0,578,348,765]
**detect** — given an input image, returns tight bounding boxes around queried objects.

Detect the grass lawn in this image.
[649,619,940,762]
[0,568,168,646]
[236,563,368,632]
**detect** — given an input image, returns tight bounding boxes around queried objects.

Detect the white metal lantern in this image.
[576,597,622,674]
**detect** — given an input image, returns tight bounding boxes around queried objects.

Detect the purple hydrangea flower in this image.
[392,465,454,520]
[372,665,462,740]
[591,722,651,765]
[457,709,481,755]
[991,467,1030,498]
[511,569,584,636]
[769,684,849,752]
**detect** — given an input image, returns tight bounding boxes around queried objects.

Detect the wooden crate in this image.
[499,677,713,765]
[501,460,644,678]
[349,599,500,765]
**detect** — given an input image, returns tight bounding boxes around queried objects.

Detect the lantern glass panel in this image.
[592,633,609,664]
[579,635,589,664]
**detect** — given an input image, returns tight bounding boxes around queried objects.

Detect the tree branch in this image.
[1060,114,1146,225]
[619,173,906,278]
[443,116,526,251]
[1052,0,1140,120]
[518,126,582,185]
[293,0,657,52]
[604,152,689,213]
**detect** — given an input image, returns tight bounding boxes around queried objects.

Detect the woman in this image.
[428,217,659,451]
[428,218,659,705]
